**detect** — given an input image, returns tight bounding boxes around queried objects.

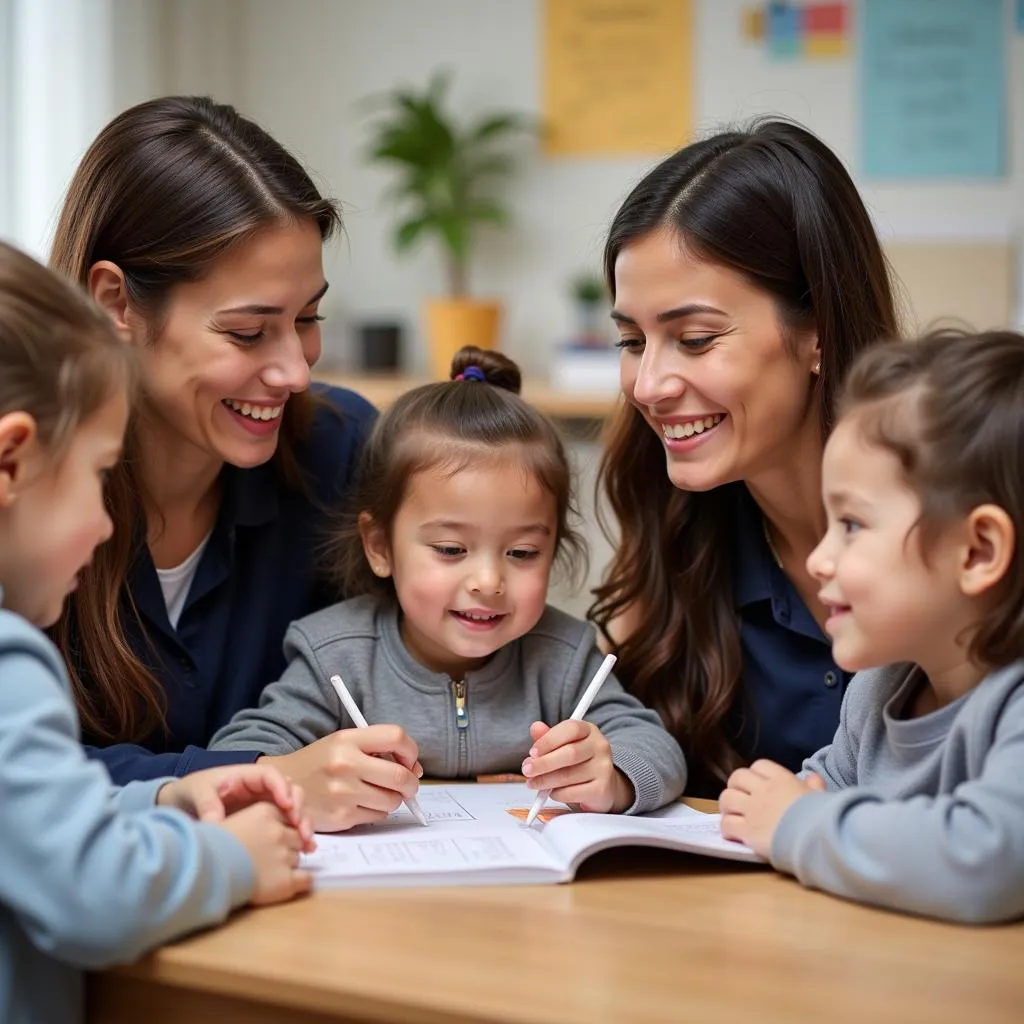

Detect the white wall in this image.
[5,0,1022,360]
[223,0,1024,374]
[2,0,116,258]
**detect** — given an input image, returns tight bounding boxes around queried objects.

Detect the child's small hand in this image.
[521,720,634,813]
[719,760,826,857]
[158,764,314,850]
[220,803,313,906]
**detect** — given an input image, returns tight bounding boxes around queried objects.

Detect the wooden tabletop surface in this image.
[88,796,1024,1024]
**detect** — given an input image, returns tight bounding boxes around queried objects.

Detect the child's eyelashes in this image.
[508,549,540,561]
[428,545,541,562]
[431,545,466,559]
[840,517,863,535]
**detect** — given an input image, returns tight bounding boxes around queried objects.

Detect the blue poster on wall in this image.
[860,0,1005,179]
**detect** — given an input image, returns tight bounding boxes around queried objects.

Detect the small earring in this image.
[812,360,821,375]
[373,565,386,575]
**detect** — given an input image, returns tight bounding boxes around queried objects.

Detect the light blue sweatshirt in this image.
[773,660,1024,923]
[0,604,255,1024]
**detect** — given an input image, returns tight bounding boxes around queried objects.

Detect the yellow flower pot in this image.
[423,298,502,381]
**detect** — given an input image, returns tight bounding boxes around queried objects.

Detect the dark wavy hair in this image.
[49,95,342,742]
[589,119,898,785]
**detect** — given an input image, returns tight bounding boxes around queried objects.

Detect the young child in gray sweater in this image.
[212,347,687,817]
[720,329,1024,924]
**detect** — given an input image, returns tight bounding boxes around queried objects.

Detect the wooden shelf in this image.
[315,370,620,421]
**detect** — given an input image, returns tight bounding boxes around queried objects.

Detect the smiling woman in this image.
[590,119,900,796]
[43,96,422,829]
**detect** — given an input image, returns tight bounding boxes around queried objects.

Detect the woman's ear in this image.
[87,261,135,340]
[809,335,822,376]
[959,504,1014,598]
[0,412,39,508]
[358,512,392,579]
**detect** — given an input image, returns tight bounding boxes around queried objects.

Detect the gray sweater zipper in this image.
[450,678,468,775]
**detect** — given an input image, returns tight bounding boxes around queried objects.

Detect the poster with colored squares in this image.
[742,1,848,60]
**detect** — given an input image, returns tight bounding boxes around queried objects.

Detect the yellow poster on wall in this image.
[543,0,692,156]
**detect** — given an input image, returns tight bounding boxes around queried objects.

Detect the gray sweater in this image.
[0,605,253,1024]
[773,660,1024,923]
[211,597,687,813]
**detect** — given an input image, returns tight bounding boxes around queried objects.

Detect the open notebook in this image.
[302,782,762,889]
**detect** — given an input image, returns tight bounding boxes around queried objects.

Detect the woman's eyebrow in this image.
[216,282,330,317]
[610,302,727,325]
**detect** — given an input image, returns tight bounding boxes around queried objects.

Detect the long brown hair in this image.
[0,241,134,459]
[840,329,1024,668]
[329,345,586,599]
[48,95,342,743]
[588,119,899,784]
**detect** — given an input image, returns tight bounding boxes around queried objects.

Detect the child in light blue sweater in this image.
[0,242,315,1024]
[721,330,1024,923]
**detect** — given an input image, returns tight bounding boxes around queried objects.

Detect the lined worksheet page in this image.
[302,785,569,886]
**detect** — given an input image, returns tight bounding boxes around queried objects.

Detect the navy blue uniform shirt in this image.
[78,385,376,783]
[689,483,851,796]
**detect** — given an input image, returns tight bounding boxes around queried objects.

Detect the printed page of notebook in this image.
[302,784,572,887]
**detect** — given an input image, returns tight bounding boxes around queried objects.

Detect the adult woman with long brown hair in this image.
[49,96,422,830]
[589,120,899,796]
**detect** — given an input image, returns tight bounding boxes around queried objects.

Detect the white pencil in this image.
[523,653,618,827]
[329,674,429,827]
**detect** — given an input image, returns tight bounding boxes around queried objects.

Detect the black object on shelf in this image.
[358,322,402,371]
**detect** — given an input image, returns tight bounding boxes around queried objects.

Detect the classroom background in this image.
[2,0,1022,615]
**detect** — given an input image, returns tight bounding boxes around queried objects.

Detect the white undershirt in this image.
[155,531,213,630]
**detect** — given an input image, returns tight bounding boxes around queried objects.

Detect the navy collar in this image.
[732,483,828,643]
[733,484,776,609]
[127,461,282,641]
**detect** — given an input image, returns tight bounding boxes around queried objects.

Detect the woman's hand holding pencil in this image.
[259,723,424,833]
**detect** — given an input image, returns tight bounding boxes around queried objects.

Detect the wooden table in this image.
[88,797,1024,1024]
[315,370,620,422]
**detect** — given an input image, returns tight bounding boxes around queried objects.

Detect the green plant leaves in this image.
[361,71,532,296]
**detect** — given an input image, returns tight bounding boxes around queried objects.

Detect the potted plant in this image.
[362,71,531,379]
[569,271,609,348]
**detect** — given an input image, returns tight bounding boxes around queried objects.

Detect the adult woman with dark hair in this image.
[589,119,899,796]
[49,95,421,830]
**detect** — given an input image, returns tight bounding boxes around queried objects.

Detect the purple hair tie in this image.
[454,365,486,382]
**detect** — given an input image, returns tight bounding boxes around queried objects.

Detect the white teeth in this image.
[459,611,500,621]
[223,399,283,421]
[661,415,723,439]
